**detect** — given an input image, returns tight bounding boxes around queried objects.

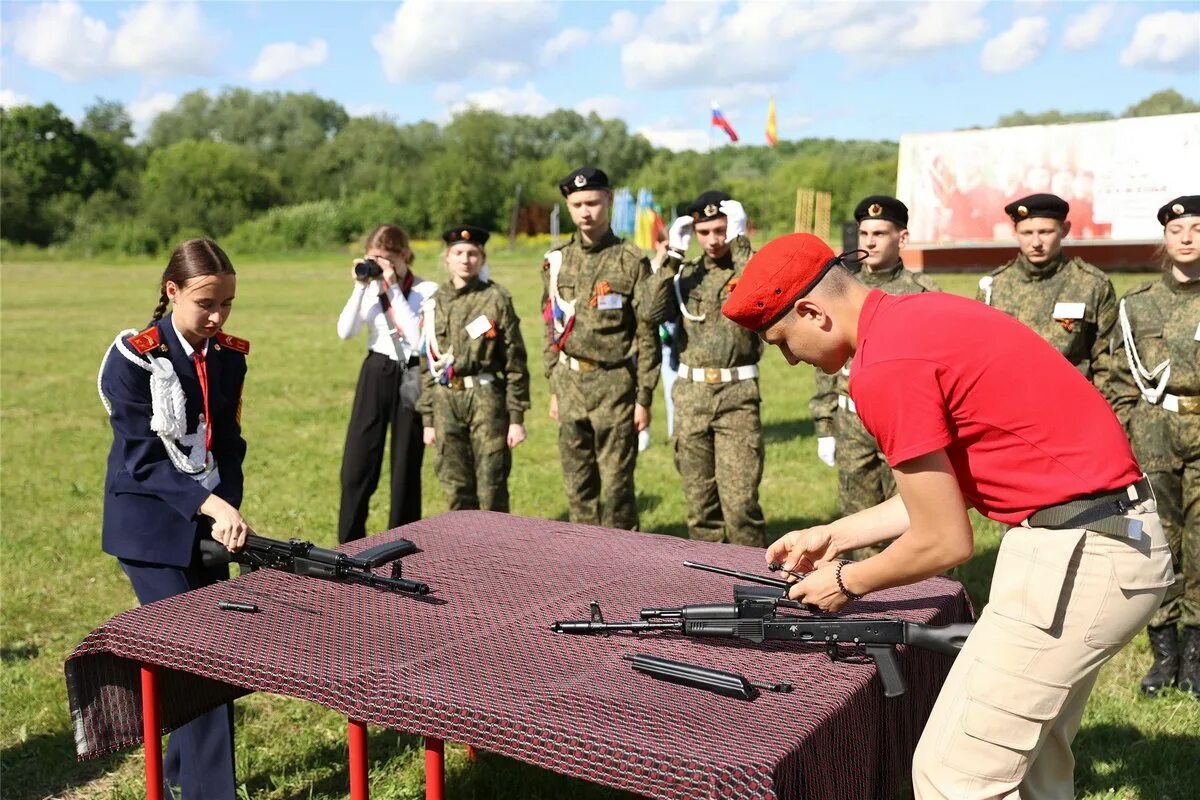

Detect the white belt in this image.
[445,373,497,390]
[677,363,759,383]
[837,395,858,414]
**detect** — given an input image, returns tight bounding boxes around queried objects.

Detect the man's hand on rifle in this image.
[201,494,251,553]
[766,524,842,576]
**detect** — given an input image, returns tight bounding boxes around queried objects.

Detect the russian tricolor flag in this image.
[711,102,739,143]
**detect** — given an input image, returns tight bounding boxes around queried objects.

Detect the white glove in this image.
[817,436,836,468]
[720,199,747,239]
[668,215,693,254]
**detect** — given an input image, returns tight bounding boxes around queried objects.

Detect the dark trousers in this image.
[119,557,236,800]
[338,351,424,543]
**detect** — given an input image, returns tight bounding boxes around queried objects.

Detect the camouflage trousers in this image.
[835,402,896,560]
[1147,461,1200,628]
[430,383,511,512]
[552,363,639,530]
[671,377,765,547]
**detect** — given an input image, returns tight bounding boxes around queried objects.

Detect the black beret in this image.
[442,225,490,246]
[1158,195,1200,226]
[559,165,610,197]
[854,195,908,228]
[686,190,732,223]
[1005,193,1069,223]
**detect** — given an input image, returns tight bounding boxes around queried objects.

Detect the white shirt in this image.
[171,317,208,358]
[336,278,437,361]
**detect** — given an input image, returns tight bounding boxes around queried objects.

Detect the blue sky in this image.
[1,1,1197,149]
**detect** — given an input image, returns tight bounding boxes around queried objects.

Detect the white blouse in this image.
[336,278,438,362]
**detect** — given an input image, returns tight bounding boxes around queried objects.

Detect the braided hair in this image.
[150,239,236,326]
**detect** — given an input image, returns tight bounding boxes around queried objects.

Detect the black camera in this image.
[354,258,383,281]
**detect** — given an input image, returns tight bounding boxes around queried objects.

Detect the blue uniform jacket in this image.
[100,315,247,567]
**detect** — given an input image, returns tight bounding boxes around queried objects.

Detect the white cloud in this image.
[620,1,984,88]
[12,1,113,81]
[575,95,627,119]
[372,0,556,84]
[542,27,590,64]
[11,1,217,81]
[637,125,712,153]
[450,83,556,116]
[1062,4,1115,51]
[249,39,328,82]
[981,17,1049,74]
[600,9,639,44]
[1120,11,1200,73]
[128,91,178,138]
[1,89,31,109]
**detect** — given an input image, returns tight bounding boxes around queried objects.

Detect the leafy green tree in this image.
[139,140,282,244]
[1123,89,1200,117]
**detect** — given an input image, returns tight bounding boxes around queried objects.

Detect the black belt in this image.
[367,351,420,368]
[1028,476,1152,540]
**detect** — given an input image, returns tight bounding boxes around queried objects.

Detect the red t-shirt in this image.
[848,290,1140,525]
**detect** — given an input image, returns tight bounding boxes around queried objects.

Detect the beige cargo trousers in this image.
[912,496,1173,799]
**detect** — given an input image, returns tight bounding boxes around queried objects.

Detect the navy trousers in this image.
[120,557,236,800]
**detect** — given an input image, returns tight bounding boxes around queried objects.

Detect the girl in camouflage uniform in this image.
[419,226,530,512]
[1110,195,1200,697]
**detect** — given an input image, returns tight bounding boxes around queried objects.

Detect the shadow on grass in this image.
[254,733,639,800]
[1074,722,1200,800]
[762,417,815,444]
[0,728,121,800]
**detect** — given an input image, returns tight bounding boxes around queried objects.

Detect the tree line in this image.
[2,88,1195,256]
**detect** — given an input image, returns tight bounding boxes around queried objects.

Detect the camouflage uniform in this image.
[1109,274,1200,628]
[418,276,530,512]
[977,253,1118,399]
[543,230,669,529]
[661,235,765,546]
[811,263,940,558]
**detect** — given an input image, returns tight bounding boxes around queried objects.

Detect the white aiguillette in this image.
[465,314,493,340]
[1052,301,1086,319]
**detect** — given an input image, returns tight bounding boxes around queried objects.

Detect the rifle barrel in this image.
[682,561,790,590]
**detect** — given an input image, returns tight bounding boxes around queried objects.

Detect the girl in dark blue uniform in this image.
[98,238,251,799]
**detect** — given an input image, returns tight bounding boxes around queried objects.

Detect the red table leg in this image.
[348,719,369,800]
[424,737,444,800]
[141,664,163,800]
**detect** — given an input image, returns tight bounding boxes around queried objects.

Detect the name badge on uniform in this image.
[1052,302,1085,319]
[465,315,494,340]
[596,294,624,311]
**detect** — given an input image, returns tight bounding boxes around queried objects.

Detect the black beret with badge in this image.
[1004,193,1069,223]
[442,224,490,246]
[686,190,732,223]
[558,165,611,197]
[1158,195,1200,225]
[853,195,909,228]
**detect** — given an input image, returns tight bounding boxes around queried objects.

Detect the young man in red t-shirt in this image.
[722,233,1172,800]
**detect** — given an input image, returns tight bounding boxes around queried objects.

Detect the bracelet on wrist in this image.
[834,559,863,602]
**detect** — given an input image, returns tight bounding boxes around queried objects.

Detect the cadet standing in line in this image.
[658,190,766,546]
[724,232,1171,800]
[542,166,670,530]
[1109,196,1200,698]
[419,225,530,512]
[810,196,939,557]
[977,192,1118,399]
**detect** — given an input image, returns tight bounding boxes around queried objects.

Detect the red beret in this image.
[722,233,837,332]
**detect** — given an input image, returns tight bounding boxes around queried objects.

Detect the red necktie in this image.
[193,351,212,451]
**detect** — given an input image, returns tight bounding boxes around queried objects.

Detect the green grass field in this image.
[2,244,1196,799]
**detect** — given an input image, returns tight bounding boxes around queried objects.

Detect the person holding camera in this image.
[336,224,437,543]
[417,225,530,511]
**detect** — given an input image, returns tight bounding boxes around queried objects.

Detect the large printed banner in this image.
[897,114,1200,244]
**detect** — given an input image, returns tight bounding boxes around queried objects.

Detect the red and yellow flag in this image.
[766,97,778,148]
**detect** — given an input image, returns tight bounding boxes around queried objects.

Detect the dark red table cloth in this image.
[66,511,973,799]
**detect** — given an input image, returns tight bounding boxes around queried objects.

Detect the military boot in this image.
[1177,626,1200,698]
[1140,625,1179,696]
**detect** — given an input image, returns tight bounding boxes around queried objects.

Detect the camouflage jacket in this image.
[1108,273,1200,471]
[976,253,1118,396]
[418,276,531,425]
[810,263,940,438]
[541,229,670,407]
[659,235,762,369]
